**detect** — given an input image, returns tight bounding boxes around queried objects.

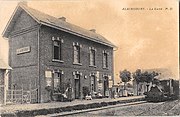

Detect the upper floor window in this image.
[73,42,81,64]
[103,51,108,68]
[52,37,63,61]
[89,47,96,66]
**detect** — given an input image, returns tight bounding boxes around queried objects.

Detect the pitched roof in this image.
[0,59,11,70]
[3,3,116,48]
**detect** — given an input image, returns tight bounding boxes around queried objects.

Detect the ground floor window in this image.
[54,72,62,88]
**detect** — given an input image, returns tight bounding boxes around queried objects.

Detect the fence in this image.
[6,88,38,104]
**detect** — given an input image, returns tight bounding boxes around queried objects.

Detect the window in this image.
[103,52,108,68]
[90,48,96,66]
[54,72,62,88]
[52,37,63,61]
[74,45,80,63]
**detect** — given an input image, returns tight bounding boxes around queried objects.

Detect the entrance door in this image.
[104,76,109,96]
[75,74,80,99]
[91,75,96,93]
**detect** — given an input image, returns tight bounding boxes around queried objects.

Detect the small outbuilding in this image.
[0,59,11,105]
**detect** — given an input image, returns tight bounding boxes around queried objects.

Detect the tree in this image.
[151,71,159,80]
[126,83,133,88]
[152,78,160,85]
[120,69,132,91]
[142,71,152,92]
[132,69,142,95]
[143,71,159,92]
[133,69,159,95]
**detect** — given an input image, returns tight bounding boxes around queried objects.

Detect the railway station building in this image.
[2,3,116,103]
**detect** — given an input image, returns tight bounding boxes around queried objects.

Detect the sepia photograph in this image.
[0,0,179,116]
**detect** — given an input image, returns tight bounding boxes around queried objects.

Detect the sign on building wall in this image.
[98,83,103,90]
[109,81,113,88]
[96,71,99,81]
[16,46,31,55]
[109,75,112,80]
[105,90,109,96]
[45,71,52,86]
[96,71,99,77]
[45,71,52,78]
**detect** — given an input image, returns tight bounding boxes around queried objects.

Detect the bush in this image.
[62,107,73,112]
[101,102,108,106]
[108,101,117,105]
[82,86,90,98]
[73,104,85,110]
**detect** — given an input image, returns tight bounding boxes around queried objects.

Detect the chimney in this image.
[90,29,96,33]
[59,17,66,21]
[18,1,28,6]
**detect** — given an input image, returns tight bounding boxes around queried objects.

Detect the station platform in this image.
[0,96,145,117]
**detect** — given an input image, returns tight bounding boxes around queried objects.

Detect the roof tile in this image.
[20,4,116,48]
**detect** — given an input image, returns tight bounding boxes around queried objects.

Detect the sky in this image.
[0,0,179,82]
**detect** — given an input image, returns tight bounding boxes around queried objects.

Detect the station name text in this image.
[122,7,173,11]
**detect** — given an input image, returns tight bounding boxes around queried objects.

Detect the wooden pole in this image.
[11,87,13,102]
[30,81,31,103]
[4,70,7,105]
[22,85,23,103]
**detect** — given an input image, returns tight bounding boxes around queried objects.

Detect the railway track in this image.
[38,101,147,117]
[37,99,179,116]
[137,100,179,116]
[69,100,179,116]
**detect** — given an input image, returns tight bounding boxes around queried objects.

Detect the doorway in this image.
[91,75,96,93]
[104,76,109,96]
[74,74,80,99]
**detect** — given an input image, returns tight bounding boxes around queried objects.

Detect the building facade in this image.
[3,3,116,102]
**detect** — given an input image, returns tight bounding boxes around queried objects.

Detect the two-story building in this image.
[2,3,116,103]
